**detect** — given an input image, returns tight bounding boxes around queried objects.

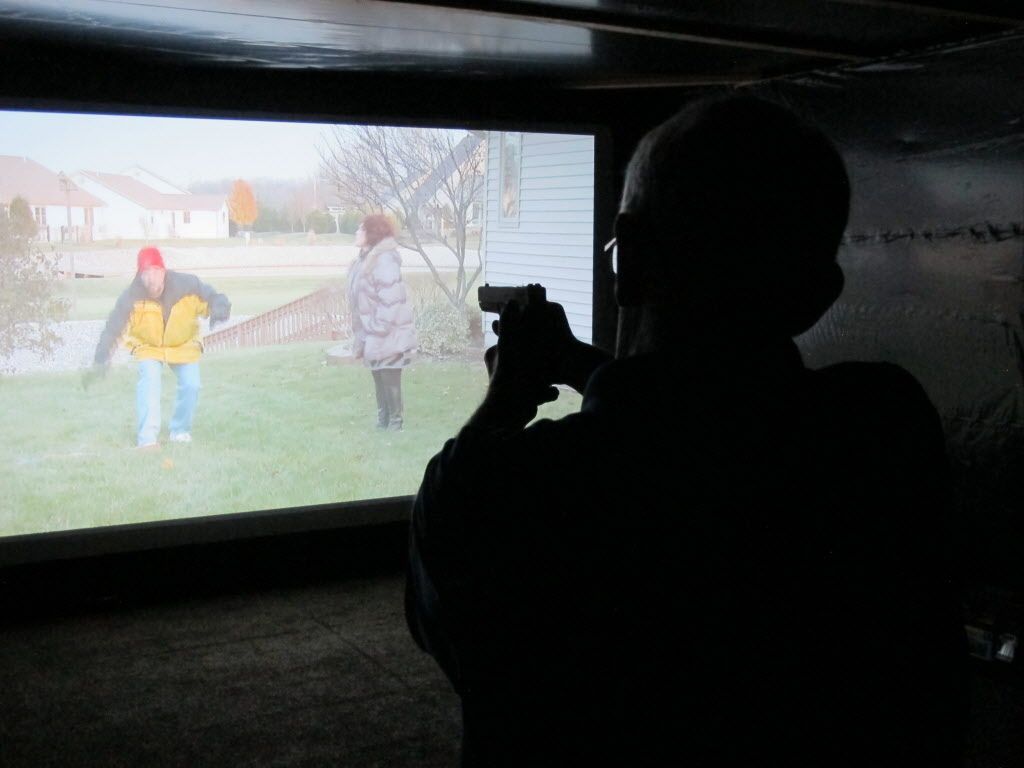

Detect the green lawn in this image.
[56,276,341,321]
[57,273,474,321]
[0,342,582,537]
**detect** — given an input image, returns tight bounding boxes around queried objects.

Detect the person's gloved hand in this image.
[81,362,108,391]
[209,298,231,330]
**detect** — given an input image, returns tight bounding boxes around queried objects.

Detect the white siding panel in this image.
[485,272,591,297]
[517,198,595,213]
[479,236,593,253]
[499,209,593,224]
[528,133,588,145]
[522,151,594,169]
[521,174,593,189]
[492,222,592,237]
[483,132,595,344]
[524,143,598,158]
[514,188,594,202]
[479,253,592,271]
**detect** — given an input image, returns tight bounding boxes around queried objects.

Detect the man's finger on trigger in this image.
[500,300,522,327]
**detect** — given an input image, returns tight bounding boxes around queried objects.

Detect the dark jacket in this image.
[407,340,966,767]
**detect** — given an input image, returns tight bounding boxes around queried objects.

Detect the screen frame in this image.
[0,97,615,568]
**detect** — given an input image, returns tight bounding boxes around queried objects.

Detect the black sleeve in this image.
[169,272,230,322]
[192,274,231,322]
[93,287,137,365]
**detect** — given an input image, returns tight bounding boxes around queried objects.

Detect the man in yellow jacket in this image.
[91,247,231,448]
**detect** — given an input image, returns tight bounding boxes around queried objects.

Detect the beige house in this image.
[0,155,105,242]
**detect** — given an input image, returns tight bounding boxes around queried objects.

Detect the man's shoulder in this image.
[163,271,208,303]
[164,270,200,289]
[809,360,941,439]
[812,360,931,405]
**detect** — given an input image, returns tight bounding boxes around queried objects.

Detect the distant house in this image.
[481,131,595,344]
[72,166,229,240]
[0,155,106,242]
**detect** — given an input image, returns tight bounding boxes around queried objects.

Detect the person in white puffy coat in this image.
[346,213,418,430]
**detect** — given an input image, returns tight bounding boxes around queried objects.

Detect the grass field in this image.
[55,272,472,321]
[55,276,344,321]
[0,342,582,537]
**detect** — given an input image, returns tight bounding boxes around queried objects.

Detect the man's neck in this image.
[615,304,786,366]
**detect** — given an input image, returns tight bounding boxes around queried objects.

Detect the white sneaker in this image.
[169,432,192,444]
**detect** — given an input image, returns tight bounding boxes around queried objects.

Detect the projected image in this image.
[0,112,595,537]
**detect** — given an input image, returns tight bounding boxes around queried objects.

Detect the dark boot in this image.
[384,369,404,431]
[371,370,390,429]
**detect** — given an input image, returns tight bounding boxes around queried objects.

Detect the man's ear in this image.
[613,212,645,307]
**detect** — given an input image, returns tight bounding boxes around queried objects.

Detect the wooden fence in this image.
[204,285,349,351]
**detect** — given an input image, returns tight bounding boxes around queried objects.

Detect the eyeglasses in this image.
[603,237,618,275]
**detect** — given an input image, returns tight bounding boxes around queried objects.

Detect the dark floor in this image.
[0,571,461,767]
[3,568,1023,767]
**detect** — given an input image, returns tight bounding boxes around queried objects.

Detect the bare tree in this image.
[319,125,485,309]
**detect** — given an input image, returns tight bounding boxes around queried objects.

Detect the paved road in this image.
[64,244,480,278]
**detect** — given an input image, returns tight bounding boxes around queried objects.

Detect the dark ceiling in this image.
[1,0,1022,89]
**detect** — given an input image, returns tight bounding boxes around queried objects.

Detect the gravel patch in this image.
[1,316,252,376]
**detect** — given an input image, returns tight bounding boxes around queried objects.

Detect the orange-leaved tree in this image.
[227,179,258,231]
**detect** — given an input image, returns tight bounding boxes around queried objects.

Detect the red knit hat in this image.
[136,246,165,273]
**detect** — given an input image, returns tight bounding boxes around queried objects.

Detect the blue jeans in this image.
[136,360,201,446]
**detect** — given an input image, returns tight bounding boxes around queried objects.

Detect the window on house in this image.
[34,207,46,225]
[184,210,191,224]
[469,201,483,225]
[500,131,522,222]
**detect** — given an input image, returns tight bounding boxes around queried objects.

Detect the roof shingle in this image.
[0,155,106,208]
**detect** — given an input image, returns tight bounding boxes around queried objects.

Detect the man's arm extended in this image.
[93,288,136,366]
[173,274,233,327]
[193,276,231,326]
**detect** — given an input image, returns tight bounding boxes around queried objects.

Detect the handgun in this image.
[477,283,547,314]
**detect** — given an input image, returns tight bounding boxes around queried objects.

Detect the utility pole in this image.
[57,172,76,310]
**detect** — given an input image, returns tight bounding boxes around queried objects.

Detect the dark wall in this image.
[750,34,1024,592]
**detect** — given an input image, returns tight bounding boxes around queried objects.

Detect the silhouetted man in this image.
[407,97,966,767]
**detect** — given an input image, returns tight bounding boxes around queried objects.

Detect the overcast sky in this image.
[0,110,340,187]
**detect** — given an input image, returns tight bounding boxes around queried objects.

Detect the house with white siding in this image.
[480,131,595,344]
[0,155,106,243]
[72,166,229,240]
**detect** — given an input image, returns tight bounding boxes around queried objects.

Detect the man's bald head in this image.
[617,96,850,338]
